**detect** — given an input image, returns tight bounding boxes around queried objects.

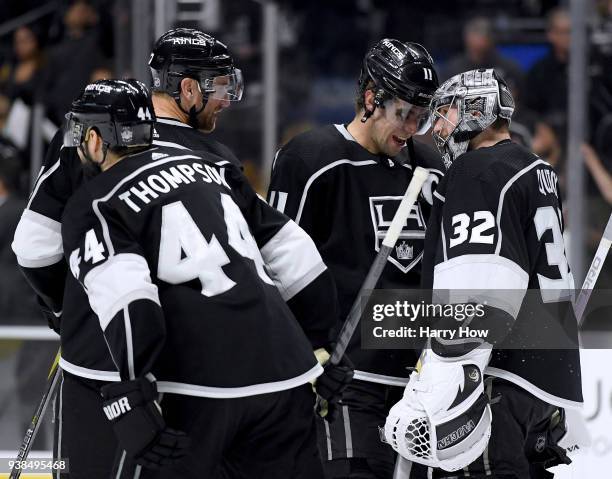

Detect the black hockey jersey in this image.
[268,124,444,384]
[61,146,335,396]
[422,139,583,408]
[13,121,246,381]
[152,117,241,168]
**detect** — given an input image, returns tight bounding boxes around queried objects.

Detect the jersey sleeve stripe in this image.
[83,253,160,330]
[433,190,445,202]
[123,306,136,380]
[26,158,61,210]
[495,159,548,254]
[260,220,327,300]
[12,209,63,267]
[58,357,121,381]
[433,254,529,319]
[295,159,377,224]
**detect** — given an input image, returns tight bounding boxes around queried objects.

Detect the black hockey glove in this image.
[100,377,190,469]
[313,348,354,422]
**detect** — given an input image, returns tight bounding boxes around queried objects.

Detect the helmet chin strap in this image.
[175,81,207,128]
[361,89,387,123]
[79,140,110,177]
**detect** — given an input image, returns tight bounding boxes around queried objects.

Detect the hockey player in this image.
[384,69,582,478]
[59,79,338,477]
[267,39,443,478]
[10,29,333,479]
[148,28,243,166]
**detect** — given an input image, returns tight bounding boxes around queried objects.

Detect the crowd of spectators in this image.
[0,0,610,319]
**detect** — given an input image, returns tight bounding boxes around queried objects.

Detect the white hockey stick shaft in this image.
[575,211,612,327]
[329,166,430,365]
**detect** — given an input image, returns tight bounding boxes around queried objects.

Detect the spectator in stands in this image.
[41,0,107,125]
[0,25,45,106]
[442,16,525,93]
[524,7,570,144]
[0,153,36,321]
[582,143,612,205]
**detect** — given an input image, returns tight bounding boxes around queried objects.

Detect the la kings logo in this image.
[369,196,425,273]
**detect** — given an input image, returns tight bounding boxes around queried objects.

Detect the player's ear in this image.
[363,89,375,114]
[179,78,194,99]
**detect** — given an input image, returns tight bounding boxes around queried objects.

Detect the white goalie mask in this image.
[430,68,515,169]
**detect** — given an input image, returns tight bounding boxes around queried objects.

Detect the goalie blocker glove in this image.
[384,341,492,472]
[101,376,190,468]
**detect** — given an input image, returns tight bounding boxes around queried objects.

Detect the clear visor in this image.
[63,113,153,148]
[63,113,86,147]
[382,98,432,135]
[200,68,244,101]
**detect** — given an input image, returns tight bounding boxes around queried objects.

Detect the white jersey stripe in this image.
[433,253,529,319]
[295,159,377,224]
[495,159,548,254]
[152,139,188,150]
[260,220,327,300]
[83,253,160,330]
[59,357,120,381]
[157,363,323,398]
[12,209,63,267]
[26,158,61,210]
[485,367,583,409]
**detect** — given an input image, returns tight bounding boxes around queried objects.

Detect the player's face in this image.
[432,104,459,141]
[196,95,230,133]
[371,103,422,157]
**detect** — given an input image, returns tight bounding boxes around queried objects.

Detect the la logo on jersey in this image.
[369,196,425,273]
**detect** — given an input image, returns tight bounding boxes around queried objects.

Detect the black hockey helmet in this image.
[358,39,439,124]
[64,79,155,149]
[149,28,243,102]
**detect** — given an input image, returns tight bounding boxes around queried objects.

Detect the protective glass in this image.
[382,98,432,135]
[200,68,244,101]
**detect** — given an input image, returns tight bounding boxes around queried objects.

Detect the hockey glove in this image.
[384,343,492,472]
[101,376,190,469]
[313,348,354,422]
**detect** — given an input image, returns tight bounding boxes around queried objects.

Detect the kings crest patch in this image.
[369,196,426,273]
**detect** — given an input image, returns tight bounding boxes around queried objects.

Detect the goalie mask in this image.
[358,39,438,133]
[64,79,155,173]
[430,68,515,168]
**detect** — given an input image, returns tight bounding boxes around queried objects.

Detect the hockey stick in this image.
[9,349,61,479]
[575,211,612,328]
[328,166,430,365]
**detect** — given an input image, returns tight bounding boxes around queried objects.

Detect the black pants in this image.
[53,371,118,479]
[119,383,323,479]
[316,379,405,479]
[407,378,569,479]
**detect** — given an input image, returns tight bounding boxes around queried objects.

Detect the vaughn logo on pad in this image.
[369,196,426,273]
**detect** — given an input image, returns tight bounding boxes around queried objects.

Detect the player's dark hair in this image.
[355,79,375,112]
[491,117,510,131]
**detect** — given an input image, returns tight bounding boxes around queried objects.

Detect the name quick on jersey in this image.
[118,162,229,213]
[536,168,559,198]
